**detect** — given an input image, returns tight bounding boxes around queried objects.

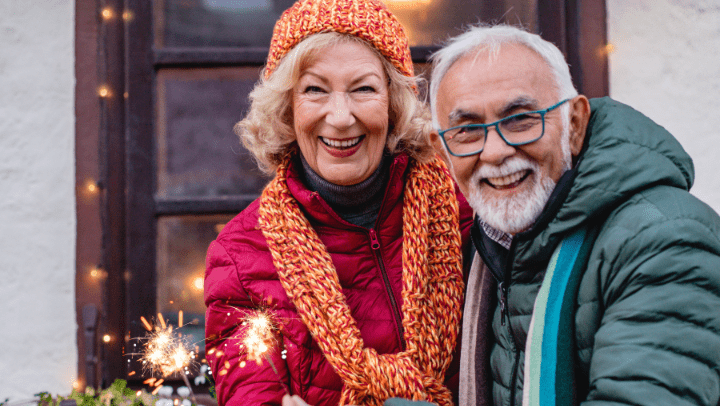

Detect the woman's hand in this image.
[282,395,310,406]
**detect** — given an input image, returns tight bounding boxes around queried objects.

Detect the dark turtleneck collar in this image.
[298,153,391,229]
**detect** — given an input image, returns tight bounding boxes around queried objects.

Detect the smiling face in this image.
[435,43,587,234]
[292,40,390,186]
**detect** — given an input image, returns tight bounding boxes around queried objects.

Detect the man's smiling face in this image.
[435,43,583,234]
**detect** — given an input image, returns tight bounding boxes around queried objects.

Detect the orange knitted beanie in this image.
[264,0,413,79]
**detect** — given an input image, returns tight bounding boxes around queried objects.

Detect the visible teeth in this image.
[321,136,362,148]
[486,170,528,187]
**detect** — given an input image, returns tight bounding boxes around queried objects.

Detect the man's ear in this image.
[569,95,591,157]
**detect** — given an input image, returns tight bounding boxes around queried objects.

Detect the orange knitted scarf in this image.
[258,156,464,406]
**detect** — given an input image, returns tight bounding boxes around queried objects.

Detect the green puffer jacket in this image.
[480,97,720,406]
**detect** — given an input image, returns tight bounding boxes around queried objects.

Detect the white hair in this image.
[429,24,578,130]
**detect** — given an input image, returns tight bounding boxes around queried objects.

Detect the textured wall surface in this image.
[0,0,77,399]
[608,0,720,212]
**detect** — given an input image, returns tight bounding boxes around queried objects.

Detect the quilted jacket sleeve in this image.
[582,188,720,406]
[205,239,289,406]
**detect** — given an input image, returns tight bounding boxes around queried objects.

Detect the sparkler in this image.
[241,310,276,364]
[135,313,199,405]
[238,309,289,395]
[131,306,289,401]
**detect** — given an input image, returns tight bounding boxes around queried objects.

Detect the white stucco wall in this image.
[0,0,77,400]
[608,0,720,213]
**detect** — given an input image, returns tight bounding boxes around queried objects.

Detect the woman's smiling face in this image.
[292,40,390,186]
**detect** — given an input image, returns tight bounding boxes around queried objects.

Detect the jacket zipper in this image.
[369,228,406,351]
[499,281,508,326]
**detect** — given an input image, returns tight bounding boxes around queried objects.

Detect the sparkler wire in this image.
[264,353,291,395]
[237,302,290,396]
[179,371,199,405]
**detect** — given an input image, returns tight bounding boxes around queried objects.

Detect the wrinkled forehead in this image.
[458,42,553,77]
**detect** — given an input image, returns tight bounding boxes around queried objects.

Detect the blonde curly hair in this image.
[235,32,434,175]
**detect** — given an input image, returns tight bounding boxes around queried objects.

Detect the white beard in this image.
[466,126,572,235]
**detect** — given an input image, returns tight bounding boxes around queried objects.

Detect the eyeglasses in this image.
[438,99,570,157]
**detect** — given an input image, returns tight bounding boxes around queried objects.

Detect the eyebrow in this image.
[447,109,482,127]
[447,95,541,126]
[499,96,540,116]
[299,70,383,86]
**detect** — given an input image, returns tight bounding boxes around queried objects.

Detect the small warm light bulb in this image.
[123,10,134,22]
[193,276,204,291]
[83,179,100,196]
[598,43,616,57]
[136,390,142,396]
[103,334,111,343]
[98,86,111,98]
[90,266,105,279]
[101,7,113,20]
[72,380,82,390]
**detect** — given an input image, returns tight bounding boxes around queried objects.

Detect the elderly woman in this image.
[204,0,472,405]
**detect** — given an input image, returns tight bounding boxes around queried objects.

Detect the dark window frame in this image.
[76,0,608,389]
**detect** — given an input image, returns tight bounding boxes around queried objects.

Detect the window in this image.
[76,0,608,390]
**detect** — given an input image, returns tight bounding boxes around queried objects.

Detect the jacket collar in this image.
[285,152,410,228]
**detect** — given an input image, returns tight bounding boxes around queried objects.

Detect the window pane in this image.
[155,0,501,48]
[155,0,293,47]
[157,215,234,346]
[156,67,272,198]
[385,0,484,46]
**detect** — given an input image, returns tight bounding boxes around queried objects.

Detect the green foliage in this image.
[28,380,154,406]
[205,373,215,400]
[34,392,54,405]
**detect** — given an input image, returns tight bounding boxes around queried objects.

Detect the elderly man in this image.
[429,25,720,406]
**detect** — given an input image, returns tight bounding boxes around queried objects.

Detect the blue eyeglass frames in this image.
[438,99,571,157]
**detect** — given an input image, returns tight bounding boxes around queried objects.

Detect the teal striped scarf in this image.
[522,227,594,406]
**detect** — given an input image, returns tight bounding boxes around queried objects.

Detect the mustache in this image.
[472,156,539,181]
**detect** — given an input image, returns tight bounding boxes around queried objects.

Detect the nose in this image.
[479,126,516,165]
[325,91,356,129]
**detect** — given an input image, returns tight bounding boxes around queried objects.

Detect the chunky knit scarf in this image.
[258,156,464,406]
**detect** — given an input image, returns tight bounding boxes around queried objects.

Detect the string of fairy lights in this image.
[83,4,282,396]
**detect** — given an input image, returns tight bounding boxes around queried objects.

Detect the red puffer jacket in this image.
[204,154,472,406]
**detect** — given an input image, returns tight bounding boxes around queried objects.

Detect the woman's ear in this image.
[569,95,591,157]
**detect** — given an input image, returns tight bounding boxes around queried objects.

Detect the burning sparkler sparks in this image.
[235,309,289,395]
[143,326,192,377]
[133,313,199,405]
[240,310,278,364]
[130,306,287,400]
